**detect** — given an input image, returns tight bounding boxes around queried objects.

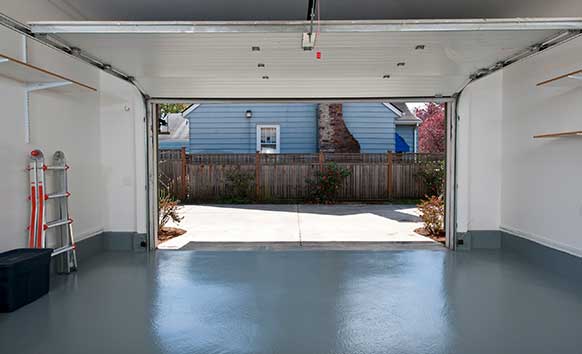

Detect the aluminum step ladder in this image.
[28,149,78,273]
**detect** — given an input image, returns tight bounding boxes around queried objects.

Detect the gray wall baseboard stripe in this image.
[501,231,582,279]
[456,230,501,250]
[470,230,502,249]
[50,232,105,275]
[132,233,147,252]
[104,232,134,251]
[455,232,470,251]
[104,232,148,252]
[51,232,148,275]
[75,233,105,263]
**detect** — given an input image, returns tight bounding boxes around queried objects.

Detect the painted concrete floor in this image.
[1,250,582,354]
[160,204,431,249]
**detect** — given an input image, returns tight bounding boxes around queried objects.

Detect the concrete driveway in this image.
[159,204,435,249]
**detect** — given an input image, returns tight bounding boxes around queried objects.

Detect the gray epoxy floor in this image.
[1,249,582,354]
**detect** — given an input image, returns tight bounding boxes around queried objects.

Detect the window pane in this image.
[259,126,278,153]
[260,146,277,153]
[261,127,276,144]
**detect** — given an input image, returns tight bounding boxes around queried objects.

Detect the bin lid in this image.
[0,249,53,267]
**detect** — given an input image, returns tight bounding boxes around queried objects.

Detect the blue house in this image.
[173,103,420,153]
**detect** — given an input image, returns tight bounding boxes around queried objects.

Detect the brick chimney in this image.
[318,103,361,153]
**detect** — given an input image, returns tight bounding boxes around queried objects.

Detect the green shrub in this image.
[306,162,351,203]
[417,160,445,197]
[417,195,445,235]
[222,167,255,203]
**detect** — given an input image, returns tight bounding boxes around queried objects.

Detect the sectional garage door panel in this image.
[28,21,572,98]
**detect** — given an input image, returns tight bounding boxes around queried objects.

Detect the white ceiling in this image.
[47,28,559,98]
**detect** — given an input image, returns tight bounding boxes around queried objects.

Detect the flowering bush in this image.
[417,195,445,235]
[306,162,351,203]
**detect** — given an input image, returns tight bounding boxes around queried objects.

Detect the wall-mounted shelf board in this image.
[0,53,96,94]
[536,69,582,88]
[533,131,582,139]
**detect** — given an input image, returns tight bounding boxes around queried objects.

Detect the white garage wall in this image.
[0,37,103,250]
[99,72,147,234]
[456,71,503,233]
[457,36,582,256]
[0,27,147,252]
[27,82,104,247]
[500,37,582,257]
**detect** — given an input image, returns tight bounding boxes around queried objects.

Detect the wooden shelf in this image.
[536,69,582,88]
[0,53,96,94]
[533,131,582,139]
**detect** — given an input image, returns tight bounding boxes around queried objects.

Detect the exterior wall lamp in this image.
[245,110,253,119]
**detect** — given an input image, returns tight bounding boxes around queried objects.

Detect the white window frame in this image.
[256,124,281,153]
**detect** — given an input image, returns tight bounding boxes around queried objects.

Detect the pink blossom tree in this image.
[415,103,446,153]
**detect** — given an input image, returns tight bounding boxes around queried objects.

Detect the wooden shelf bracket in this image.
[533,131,582,139]
[27,81,73,92]
[0,51,96,143]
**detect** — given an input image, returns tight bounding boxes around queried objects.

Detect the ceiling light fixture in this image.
[397,62,406,67]
[257,63,265,68]
[262,76,269,80]
[382,74,391,79]
[415,45,425,50]
[252,46,261,51]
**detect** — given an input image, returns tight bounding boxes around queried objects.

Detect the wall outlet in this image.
[132,233,147,252]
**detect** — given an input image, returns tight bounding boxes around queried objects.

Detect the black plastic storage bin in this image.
[0,248,53,312]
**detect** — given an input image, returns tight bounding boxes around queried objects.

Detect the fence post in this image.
[255,151,261,200]
[319,151,325,172]
[180,147,187,201]
[387,151,393,199]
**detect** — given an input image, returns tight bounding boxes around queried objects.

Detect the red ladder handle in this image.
[36,184,44,248]
[28,185,36,248]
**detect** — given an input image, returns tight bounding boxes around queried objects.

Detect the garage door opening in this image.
[154,100,449,250]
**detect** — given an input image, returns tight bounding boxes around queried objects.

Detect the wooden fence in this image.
[159,148,444,202]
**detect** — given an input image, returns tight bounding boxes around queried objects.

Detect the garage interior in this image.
[1,1,582,353]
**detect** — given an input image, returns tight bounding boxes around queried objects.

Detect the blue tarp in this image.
[395,133,410,153]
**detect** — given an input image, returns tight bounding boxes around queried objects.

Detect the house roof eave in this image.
[382,103,403,117]
[395,120,421,126]
[182,104,201,116]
